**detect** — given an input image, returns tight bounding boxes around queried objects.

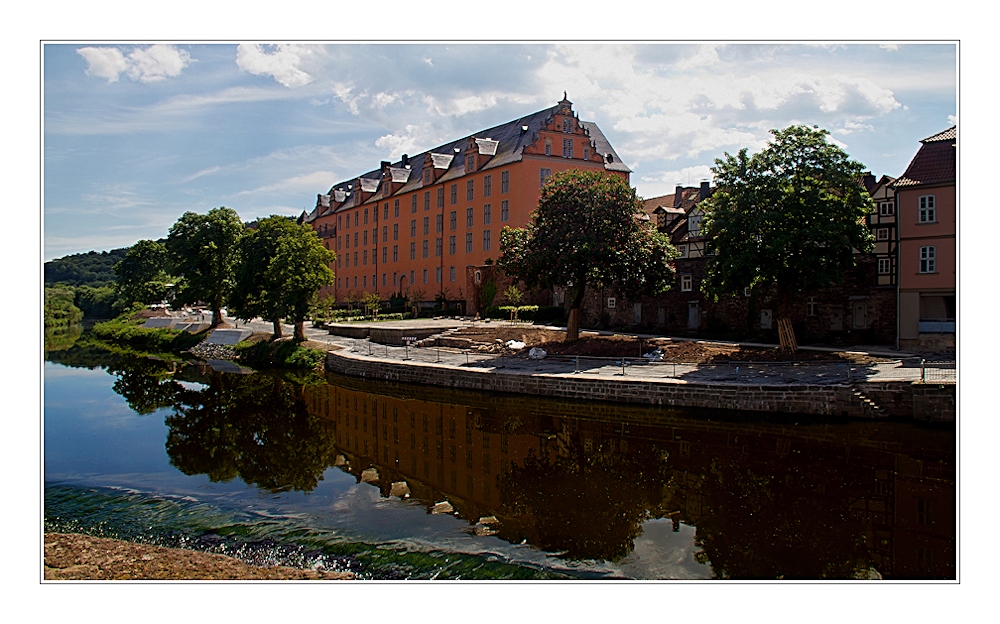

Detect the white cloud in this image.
[77,45,190,83]
[236,170,338,196]
[880,44,899,51]
[236,44,313,88]
[126,45,192,83]
[637,165,715,198]
[948,114,958,126]
[76,47,130,82]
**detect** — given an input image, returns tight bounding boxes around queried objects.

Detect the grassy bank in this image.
[234,335,326,370]
[91,309,205,353]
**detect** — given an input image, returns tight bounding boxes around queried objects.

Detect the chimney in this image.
[401,154,409,167]
[380,160,391,170]
[700,181,710,200]
[674,185,683,208]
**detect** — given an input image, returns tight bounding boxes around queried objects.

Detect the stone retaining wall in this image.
[326,351,954,422]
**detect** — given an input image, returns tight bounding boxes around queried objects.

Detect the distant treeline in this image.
[45,248,129,287]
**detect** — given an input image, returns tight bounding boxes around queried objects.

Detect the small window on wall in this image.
[474,270,482,284]
[919,195,936,223]
[680,275,693,292]
[540,168,552,188]
[744,287,752,297]
[878,258,891,274]
[919,246,936,273]
[607,297,616,309]
[877,228,889,240]
[807,297,818,316]
[879,201,894,216]
[677,244,688,258]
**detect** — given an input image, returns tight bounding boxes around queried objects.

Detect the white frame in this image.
[918,195,936,223]
[919,246,936,273]
[680,274,693,292]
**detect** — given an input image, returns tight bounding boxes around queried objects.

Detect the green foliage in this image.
[700,125,875,303]
[113,239,173,311]
[498,170,677,324]
[44,248,128,286]
[479,278,497,310]
[92,310,204,352]
[230,216,335,341]
[166,207,245,325]
[74,284,116,319]
[44,285,83,329]
[234,340,325,370]
[504,285,523,306]
[499,304,538,323]
[360,291,381,319]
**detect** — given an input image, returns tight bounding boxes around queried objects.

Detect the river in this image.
[43,333,955,580]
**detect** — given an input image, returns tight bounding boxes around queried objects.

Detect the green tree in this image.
[165,207,244,327]
[44,285,83,329]
[230,216,335,341]
[499,170,676,341]
[113,239,172,311]
[700,125,874,348]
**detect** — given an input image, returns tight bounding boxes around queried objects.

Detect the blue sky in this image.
[43,42,956,260]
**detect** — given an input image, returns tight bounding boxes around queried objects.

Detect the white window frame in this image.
[607,297,616,309]
[680,274,693,292]
[918,195,936,223]
[878,258,891,274]
[877,228,889,241]
[879,201,894,216]
[677,244,688,258]
[807,297,818,317]
[919,246,936,273]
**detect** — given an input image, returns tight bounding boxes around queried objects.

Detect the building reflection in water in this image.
[304,372,954,580]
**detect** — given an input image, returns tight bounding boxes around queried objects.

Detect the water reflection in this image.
[82,349,955,579]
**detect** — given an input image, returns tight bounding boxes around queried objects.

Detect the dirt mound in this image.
[44,533,353,580]
[449,325,878,363]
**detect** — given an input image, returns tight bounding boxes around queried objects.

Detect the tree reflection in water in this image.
[81,347,953,579]
[496,443,670,563]
[165,373,339,493]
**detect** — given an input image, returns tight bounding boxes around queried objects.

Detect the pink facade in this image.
[894,127,956,352]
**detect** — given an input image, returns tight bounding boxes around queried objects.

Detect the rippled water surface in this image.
[43,337,956,579]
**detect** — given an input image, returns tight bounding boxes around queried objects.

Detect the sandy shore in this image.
[44,533,354,581]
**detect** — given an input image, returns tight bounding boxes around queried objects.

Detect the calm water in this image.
[43,336,956,580]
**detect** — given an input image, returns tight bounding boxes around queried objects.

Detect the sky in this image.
[42,42,956,260]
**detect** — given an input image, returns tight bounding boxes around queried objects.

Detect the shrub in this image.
[234,339,325,370]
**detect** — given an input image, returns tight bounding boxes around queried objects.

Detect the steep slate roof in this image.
[894,125,956,188]
[311,101,629,219]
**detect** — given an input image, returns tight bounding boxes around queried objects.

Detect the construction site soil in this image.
[448,325,888,364]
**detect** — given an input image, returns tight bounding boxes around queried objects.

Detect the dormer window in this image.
[562,117,573,133]
[545,139,551,156]
[424,169,431,184]
[467,155,475,172]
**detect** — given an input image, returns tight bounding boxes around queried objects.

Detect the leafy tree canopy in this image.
[498,169,676,340]
[165,207,244,327]
[45,248,128,287]
[113,239,172,311]
[230,216,335,341]
[701,125,875,304]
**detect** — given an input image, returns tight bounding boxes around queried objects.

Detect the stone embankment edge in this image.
[326,350,954,422]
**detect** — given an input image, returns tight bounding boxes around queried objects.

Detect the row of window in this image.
[336,171,510,227]
[337,203,509,251]
[338,231,495,268]
[337,265,467,290]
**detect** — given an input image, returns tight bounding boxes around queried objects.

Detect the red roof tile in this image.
[894,126,956,188]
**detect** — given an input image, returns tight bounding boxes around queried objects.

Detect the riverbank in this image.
[324,334,955,421]
[44,533,354,580]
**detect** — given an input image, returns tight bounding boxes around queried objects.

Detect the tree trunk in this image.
[272,318,283,339]
[294,319,306,342]
[566,309,580,342]
[210,305,224,328]
[566,283,586,342]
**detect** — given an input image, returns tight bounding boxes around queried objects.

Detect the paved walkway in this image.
[225,317,955,386]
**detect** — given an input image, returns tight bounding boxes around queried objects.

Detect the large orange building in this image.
[304,95,629,303]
